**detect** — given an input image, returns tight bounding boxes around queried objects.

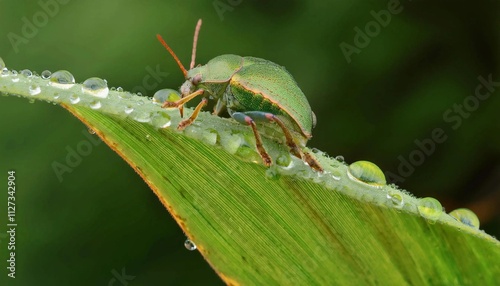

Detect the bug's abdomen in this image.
[229,60,313,139]
[228,84,285,116]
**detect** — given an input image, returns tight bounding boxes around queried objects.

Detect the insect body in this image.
[157,20,322,172]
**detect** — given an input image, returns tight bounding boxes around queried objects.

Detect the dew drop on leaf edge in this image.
[449,208,480,228]
[82,77,109,98]
[184,239,197,251]
[153,88,181,104]
[347,160,386,187]
[49,70,75,89]
[21,69,32,77]
[124,105,134,114]
[386,189,404,209]
[335,155,345,163]
[11,70,19,82]
[41,70,52,79]
[151,112,171,128]
[29,84,41,96]
[89,100,101,110]
[69,94,80,104]
[417,197,442,222]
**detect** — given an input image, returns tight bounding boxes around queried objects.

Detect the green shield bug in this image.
[157,19,323,172]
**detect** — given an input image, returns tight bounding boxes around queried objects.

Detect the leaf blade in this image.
[1,70,499,285]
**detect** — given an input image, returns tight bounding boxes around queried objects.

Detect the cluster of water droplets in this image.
[0,60,270,169]
[328,156,483,229]
[0,57,484,232]
[0,63,181,130]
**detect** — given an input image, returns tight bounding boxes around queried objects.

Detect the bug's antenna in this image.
[156,34,188,78]
[190,19,203,70]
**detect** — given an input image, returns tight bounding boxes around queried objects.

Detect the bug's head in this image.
[180,72,203,96]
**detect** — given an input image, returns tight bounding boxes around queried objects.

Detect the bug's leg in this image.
[267,114,323,172]
[178,98,208,131]
[213,99,226,116]
[300,152,323,172]
[231,112,272,166]
[179,104,184,118]
[162,89,204,108]
[243,112,301,158]
[243,111,323,172]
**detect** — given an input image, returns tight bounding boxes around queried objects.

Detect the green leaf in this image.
[1,67,499,285]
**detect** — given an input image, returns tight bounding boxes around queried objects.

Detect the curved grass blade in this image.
[1,66,499,285]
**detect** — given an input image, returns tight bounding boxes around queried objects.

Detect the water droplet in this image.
[1,68,8,77]
[151,112,171,128]
[331,170,342,180]
[311,148,324,156]
[202,129,219,145]
[131,111,152,123]
[49,70,75,89]
[184,239,197,251]
[41,70,52,79]
[417,197,442,222]
[347,160,386,187]
[69,94,80,104]
[116,87,123,92]
[11,70,19,82]
[29,84,41,96]
[124,105,134,114]
[235,145,261,164]
[0,57,5,69]
[20,69,32,77]
[89,100,101,110]
[276,153,292,168]
[265,167,280,180]
[82,77,109,98]
[53,93,60,100]
[220,133,243,154]
[153,88,181,104]
[118,92,132,99]
[335,155,345,163]
[146,134,152,141]
[449,208,480,228]
[88,128,96,135]
[386,189,404,209]
[28,98,35,104]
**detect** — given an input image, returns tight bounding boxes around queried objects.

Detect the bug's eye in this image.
[192,74,202,85]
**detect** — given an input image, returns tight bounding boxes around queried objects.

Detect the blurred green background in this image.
[0,0,499,285]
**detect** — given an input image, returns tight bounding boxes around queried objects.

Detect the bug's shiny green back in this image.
[230,57,314,138]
